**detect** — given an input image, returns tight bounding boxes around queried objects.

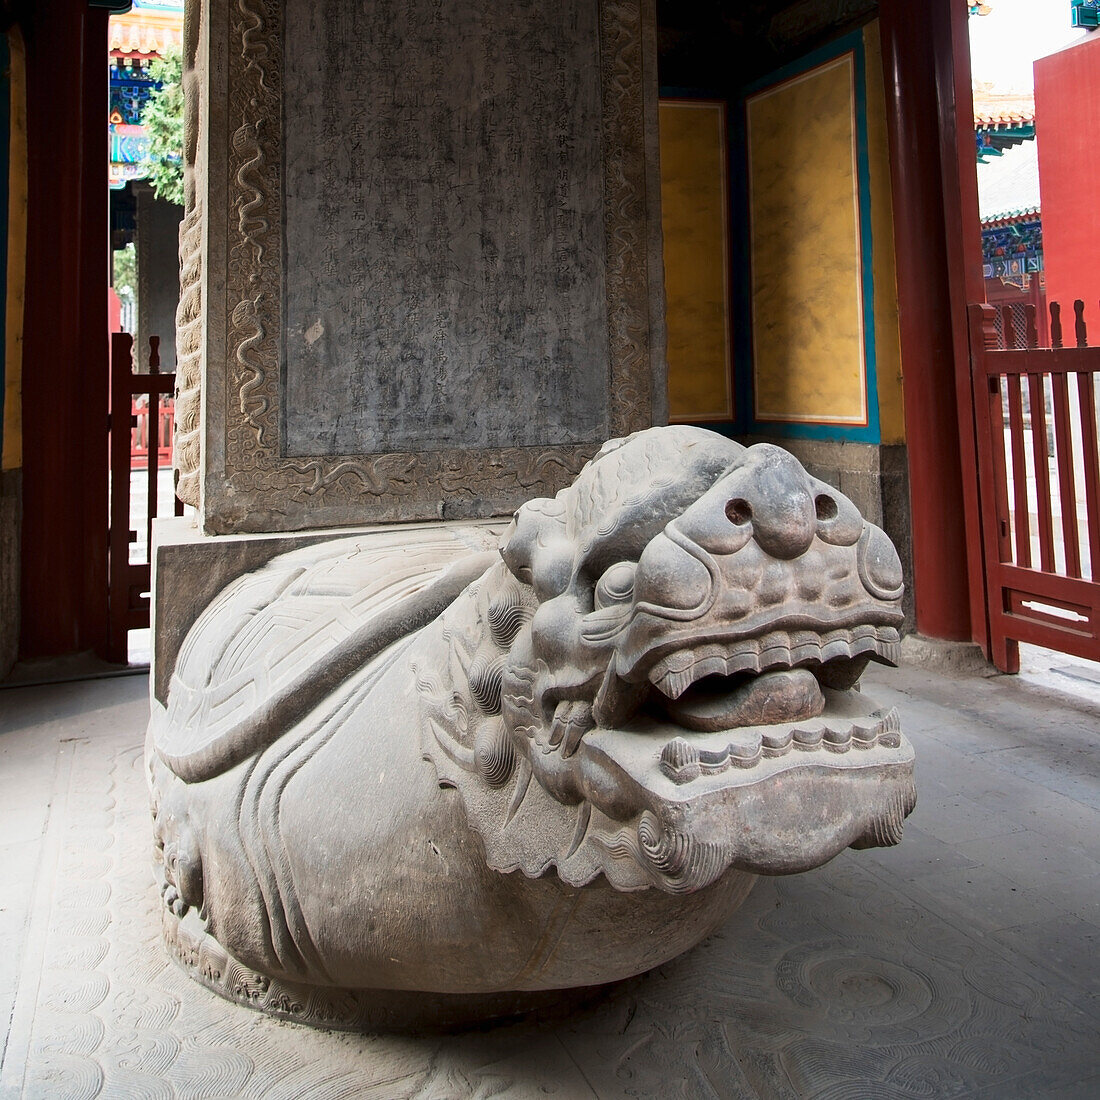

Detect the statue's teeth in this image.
[648,624,903,700]
[821,636,852,664]
[727,734,763,767]
[658,667,696,700]
[793,726,823,749]
[655,701,906,786]
[660,738,700,782]
[659,733,763,783]
[761,729,793,756]
[878,707,902,747]
[723,643,762,677]
[852,722,879,748]
[663,652,696,673]
[823,724,853,751]
[756,632,792,671]
[691,654,730,683]
[789,633,826,666]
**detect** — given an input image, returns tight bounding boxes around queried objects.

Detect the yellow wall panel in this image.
[747,53,867,425]
[659,100,732,422]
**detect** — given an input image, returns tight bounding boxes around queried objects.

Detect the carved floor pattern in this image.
[1,667,1098,1099]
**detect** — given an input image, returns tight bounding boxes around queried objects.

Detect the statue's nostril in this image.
[815,495,838,522]
[726,498,753,526]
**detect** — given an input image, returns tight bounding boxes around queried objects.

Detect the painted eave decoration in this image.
[109,0,184,58]
[107,0,183,190]
[973,84,1036,162]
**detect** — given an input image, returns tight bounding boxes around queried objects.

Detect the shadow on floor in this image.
[0,661,1097,1099]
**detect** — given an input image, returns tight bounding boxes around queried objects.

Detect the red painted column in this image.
[877,0,986,646]
[1035,33,1100,319]
[19,0,110,659]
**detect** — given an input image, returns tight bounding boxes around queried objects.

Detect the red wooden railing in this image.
[131,394,174,470]
[108,333,183,664]
[968,299,1100,671]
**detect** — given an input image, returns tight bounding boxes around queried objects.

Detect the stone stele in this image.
[174,0,665,533]
[147,426,916,1029]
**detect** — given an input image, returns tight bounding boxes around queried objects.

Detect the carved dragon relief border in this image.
[208,0,656,534]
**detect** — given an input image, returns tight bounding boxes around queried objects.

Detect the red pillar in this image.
[878,0,987,647]
[19,0,110,659]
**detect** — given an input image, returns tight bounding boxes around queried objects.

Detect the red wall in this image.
[1035,34,1100,328]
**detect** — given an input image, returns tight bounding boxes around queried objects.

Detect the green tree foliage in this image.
[113,242,136,300]
[140,48,185,206]
[113,242,137,330]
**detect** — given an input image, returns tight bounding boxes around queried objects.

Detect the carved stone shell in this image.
[152,530,491,783]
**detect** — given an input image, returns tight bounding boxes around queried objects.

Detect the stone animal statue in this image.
[148,426,915,1028]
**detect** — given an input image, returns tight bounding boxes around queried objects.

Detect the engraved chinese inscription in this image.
[282,0,610,457]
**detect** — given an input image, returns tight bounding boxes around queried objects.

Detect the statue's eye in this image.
[594,562,636,610]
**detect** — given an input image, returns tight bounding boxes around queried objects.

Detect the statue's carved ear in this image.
[500,505,539,583]
[500,500,572,600]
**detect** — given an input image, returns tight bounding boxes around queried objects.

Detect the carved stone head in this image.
[422,426,915,894]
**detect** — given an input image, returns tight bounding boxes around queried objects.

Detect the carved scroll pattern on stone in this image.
[172,0,205,508]
[225,0,281,483]
[602,0,652,439]
[208,0,657,532]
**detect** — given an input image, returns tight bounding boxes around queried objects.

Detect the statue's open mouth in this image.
[645,624,900,734]
[580,623,909,811]
[654,694,902,784]
[573,621,913,879]
[647,624,900,701]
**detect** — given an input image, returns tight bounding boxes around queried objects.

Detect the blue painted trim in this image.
[734,29,882,445]
[659,85,720,100]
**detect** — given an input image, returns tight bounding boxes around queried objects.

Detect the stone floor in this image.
[0,651,1097,1099]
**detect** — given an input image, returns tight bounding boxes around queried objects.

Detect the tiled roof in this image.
[976,139,1041,223]
[973,83,1035,128]
[109,11,183,56]
[982,206,1041,226]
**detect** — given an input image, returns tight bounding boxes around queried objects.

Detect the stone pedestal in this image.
[148,0,916,1033]
[148,427,916,1029]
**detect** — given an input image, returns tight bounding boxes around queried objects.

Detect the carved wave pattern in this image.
[211,0,654,531]
[10,723,1098,1095]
